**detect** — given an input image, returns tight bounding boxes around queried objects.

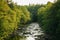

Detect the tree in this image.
[0,0,17,40]
[26,5,42,22]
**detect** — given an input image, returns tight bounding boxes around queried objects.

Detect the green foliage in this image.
[0,0,17,40]
[20,6,31,24]
[38,2,53,29]
[38,1,60,40]
[1,0,60,40]
[0,0,31,40]
[5,34,26,40]
[49,1,60,40]
[26,5,42,22]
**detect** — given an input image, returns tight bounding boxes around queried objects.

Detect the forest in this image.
[0,0,60,40]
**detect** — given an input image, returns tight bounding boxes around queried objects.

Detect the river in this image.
[17,23,45,40]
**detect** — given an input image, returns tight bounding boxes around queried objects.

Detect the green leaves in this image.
[0,0,31,40]
[37,1,60,40]
[0,0,17,39]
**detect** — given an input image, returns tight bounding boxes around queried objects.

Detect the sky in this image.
[12,0,54,5]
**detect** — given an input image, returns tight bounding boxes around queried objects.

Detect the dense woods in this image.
[0,0,31,40]
[38,0,60,40]
[0,0,60,40]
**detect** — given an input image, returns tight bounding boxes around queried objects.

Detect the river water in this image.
[17,23,45,40]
